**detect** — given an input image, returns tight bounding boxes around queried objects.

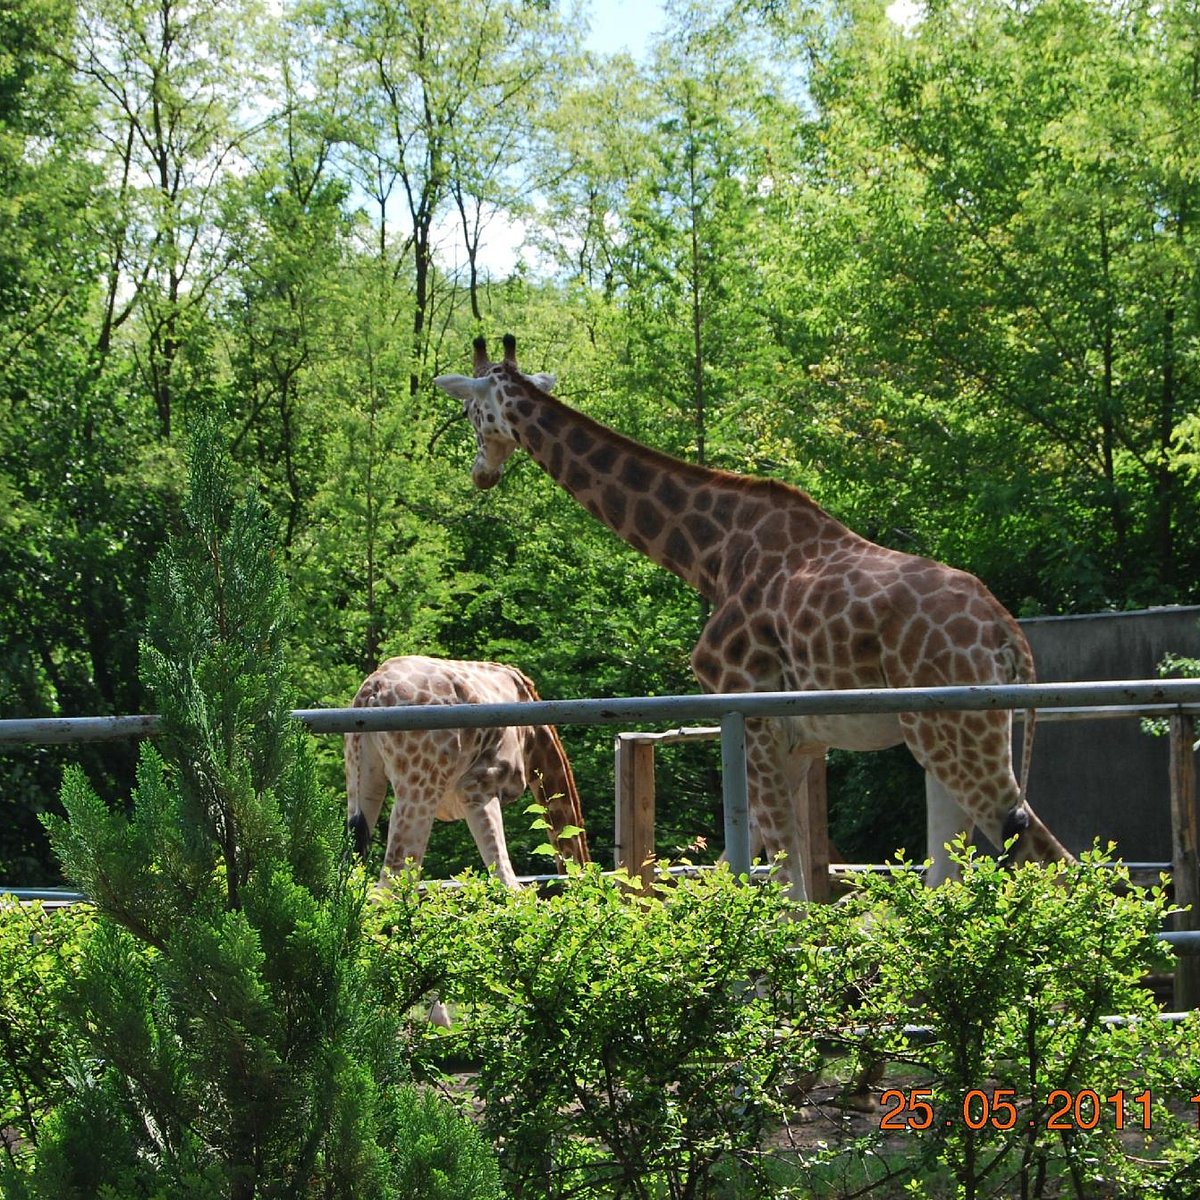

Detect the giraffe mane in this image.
[501,364,825,513]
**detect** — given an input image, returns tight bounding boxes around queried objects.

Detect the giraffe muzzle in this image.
[472,461,503,489]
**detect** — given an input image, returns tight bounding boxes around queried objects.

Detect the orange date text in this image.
[879,1088,1163,1133]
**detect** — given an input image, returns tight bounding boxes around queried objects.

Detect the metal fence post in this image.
[721,711,750,880]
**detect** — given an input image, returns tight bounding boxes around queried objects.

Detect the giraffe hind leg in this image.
[924,772,969,887]
[900,711,1028,867]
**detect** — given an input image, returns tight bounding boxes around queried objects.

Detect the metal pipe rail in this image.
[2,679,1199,745]
[3,677,1199,885]
[5,680,1198,1008]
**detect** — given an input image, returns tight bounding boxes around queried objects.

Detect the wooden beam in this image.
[800,755,831,903]
[1170,714,1199,1010]
[614,734,657,888]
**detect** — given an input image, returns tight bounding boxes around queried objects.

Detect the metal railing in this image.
[5,676,1196,876]
[4,678,1199,1004]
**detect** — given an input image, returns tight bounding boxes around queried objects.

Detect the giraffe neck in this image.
[499,371,839,602]
[527,724,589,864]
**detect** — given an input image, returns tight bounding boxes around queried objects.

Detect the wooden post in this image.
[614,734,657,887]
[1171,713,1200,1010]
[800,754,831,902]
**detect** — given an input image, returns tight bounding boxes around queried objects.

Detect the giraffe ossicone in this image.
[344,655,590,888]
[435,336,1075,902]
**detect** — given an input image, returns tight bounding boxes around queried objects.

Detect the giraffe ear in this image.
[433,374,487,402]
[525,372,556,393]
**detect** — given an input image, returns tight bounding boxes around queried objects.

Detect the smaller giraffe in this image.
[345,655,590,886]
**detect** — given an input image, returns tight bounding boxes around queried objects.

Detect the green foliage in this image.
[408,865,845,1199]
[826,745,926,864]
[5,0,1200,887]
[839,844,1189,1198]
[1144,628,1200,742]
[799,0,1200,611]
[0,900,93,1168]
[389,1085,504,1200]
[2,428,498,1198]
[359,850,1200,1200]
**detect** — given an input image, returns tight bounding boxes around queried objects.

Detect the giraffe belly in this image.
[782,712,904,753]
[437,791,470,821]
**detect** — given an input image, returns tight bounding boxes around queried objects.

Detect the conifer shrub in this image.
[0,425,499,1200]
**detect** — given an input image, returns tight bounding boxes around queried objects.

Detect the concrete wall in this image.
[1009,606,1200,862]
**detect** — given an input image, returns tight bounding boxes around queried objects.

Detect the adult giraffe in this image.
[434,336,1073,900]
[346,655,590,886]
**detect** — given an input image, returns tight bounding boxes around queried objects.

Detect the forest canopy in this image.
[2,0,1198,883]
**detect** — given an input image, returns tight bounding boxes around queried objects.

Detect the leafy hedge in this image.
[370,851,1200,1200]
[8,853,1200,1199]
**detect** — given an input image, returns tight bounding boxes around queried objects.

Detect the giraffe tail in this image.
[348,809,372,858]
[1018,706,1035,807]
[1009,629,1037,807]
[995,621,1037,798]
[998,805,1031,867]
[508,666,591,866]
[997,621,1037,863]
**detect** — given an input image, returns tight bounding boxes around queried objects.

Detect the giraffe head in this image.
[434,334,555,489]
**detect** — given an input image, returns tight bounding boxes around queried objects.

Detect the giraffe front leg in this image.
[423,795,519,1032]
[463,796,520,889]
[744,721,817,904]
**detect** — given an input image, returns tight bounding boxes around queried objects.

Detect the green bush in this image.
[0,899,93,1165]
[0,426,499,1200]
[388,864,855,1200]
[835,843,1198,1199]
[390,1084,504,1200]
[371,845,1200,1200]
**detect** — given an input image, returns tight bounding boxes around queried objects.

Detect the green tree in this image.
[0,0,178,883]
[307,0,579,394]
[219,32,354,549]
[75,0,267,437]
[792,0,1200,610]
[4,426,499,1198]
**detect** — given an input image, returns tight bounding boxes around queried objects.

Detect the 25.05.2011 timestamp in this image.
[879,1088,1200,1133]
